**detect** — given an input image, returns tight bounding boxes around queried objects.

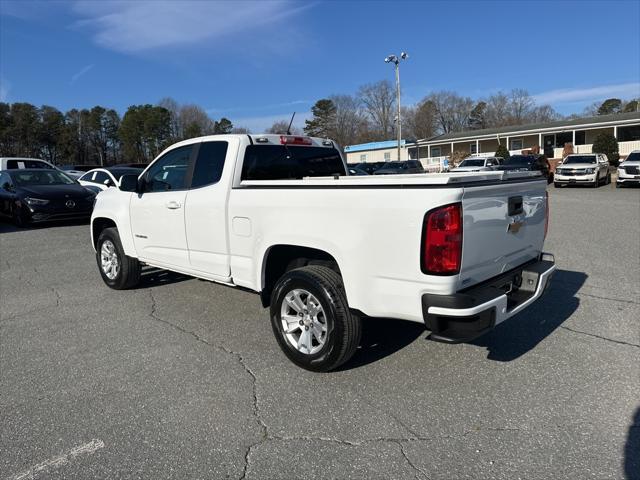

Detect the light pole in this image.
[385,52,408,161]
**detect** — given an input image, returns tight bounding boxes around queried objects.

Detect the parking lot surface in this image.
[1,184,639,480]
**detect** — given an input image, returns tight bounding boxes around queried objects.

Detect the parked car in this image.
[499,154,553,183]
[78,167,144,191]
[450,156,503,172]
[348,166,369,176]
[0,169,96,226]
[554,154,610,188]
[373,160,425,175]
[616,150,640,188]
[60,164,104,179]
[91,134,555,372]
[0,157,56,170]
[354,162,386,175]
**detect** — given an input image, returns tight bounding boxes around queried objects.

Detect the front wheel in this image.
[96,227,141,289]
[270,265,361,372]
[554,182,562,188]
[606,172,611,184]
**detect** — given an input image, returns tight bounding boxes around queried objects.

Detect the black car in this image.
[374,160,425,175]
[354,162,386,175]
[0,169,96,227]
[498,154,553,183]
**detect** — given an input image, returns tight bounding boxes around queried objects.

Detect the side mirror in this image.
[119,174,140,192]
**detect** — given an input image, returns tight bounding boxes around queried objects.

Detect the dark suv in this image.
[499,154,552,183]
[373,160,425,175]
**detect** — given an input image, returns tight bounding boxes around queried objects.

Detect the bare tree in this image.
[329,94,367,147]
[426,91,474,134]
[484,92,512,128]
[158,97,180,139]
[357,80,396,140]
[509,88,535,124]
[266,120,299,135]
[179,104,214,138]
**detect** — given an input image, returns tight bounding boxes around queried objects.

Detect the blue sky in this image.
[1,0,639,132]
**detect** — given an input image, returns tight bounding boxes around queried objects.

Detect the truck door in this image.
[129,145,192,269]
[184,139,234,278]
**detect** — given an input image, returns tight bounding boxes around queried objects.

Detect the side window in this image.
[190,141,228,189]
[486,160,495,166]
[144,145,192,192]
[78,172,93,182]
[94,171,110,185]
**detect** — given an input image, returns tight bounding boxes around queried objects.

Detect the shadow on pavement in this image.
[138,267,192,288]
[0,219,89,233]
[471,269,587,361]
[338,317,425,371]
[626,407,640,480]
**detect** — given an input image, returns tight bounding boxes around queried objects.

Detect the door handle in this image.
[166,201,182,209]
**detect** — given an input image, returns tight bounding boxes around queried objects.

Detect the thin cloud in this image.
[533,83,640,105]
[72,1,315,53]
[70,64,94,84]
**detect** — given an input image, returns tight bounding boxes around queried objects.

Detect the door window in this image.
[144,146,192,192]
[190,141,228,188]
[93,171,110,185]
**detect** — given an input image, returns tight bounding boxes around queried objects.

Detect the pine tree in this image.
[304,99,336,138]
[494,142,510,161]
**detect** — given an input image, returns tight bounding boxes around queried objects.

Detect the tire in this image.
[593,177,599,188]
[11,205,27,228]
[553,182,561,188]
[96,227,141,290]
[606,172,611,185]
[270,265,361,372]
[616,182,621,188]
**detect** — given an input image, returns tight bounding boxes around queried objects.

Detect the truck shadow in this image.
[471,269,587,361]
[338,317,425,370]
[137,267,192,288]
[625,407,640,480]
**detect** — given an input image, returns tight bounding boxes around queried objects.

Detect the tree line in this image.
[0,98,240,165]
[1,85,637,165]
[298,81,639,146]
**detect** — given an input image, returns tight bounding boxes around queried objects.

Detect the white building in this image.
[409,111,640,168]
[344,140,410,164]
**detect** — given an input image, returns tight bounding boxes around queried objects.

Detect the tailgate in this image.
[458,179,547,290]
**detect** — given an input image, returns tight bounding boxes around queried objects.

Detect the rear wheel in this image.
[96,227,141,289]
[553,182,562,188]
[270,265,361,372]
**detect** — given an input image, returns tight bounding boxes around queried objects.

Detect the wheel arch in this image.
[259,244,343,308]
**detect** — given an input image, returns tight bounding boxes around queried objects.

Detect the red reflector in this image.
[421,203,462,275]
[280,135,313,145]
[544,191,549,239]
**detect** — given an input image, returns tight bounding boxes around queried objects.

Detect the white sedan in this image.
[78,167,143,191]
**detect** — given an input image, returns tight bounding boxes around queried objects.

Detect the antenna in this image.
[286,112,296,135]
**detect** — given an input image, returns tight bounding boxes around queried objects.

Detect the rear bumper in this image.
[422,253,556,342]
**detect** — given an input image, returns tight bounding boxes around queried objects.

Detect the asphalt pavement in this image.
[1,183,639,480]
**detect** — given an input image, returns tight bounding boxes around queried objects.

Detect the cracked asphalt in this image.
[1,184,639,480]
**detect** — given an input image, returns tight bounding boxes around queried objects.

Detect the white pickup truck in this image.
[91,134,555,371]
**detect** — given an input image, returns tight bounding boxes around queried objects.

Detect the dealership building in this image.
[344,111,640,170]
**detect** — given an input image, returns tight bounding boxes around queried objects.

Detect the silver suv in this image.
[554,153,610,188]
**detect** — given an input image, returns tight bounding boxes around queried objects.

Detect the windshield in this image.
[11,170,76,186]
[625,152,640,162]
[504,155,534,166]
[459,159,485,167]
[564,155,596,164]
[241,145,345,180]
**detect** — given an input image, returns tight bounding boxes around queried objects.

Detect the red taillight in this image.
[280,135,312,145]
[421,203,463,275]
[544,191,549,239]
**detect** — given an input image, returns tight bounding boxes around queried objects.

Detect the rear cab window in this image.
[6,160,53,169]
[241,145,346,180]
